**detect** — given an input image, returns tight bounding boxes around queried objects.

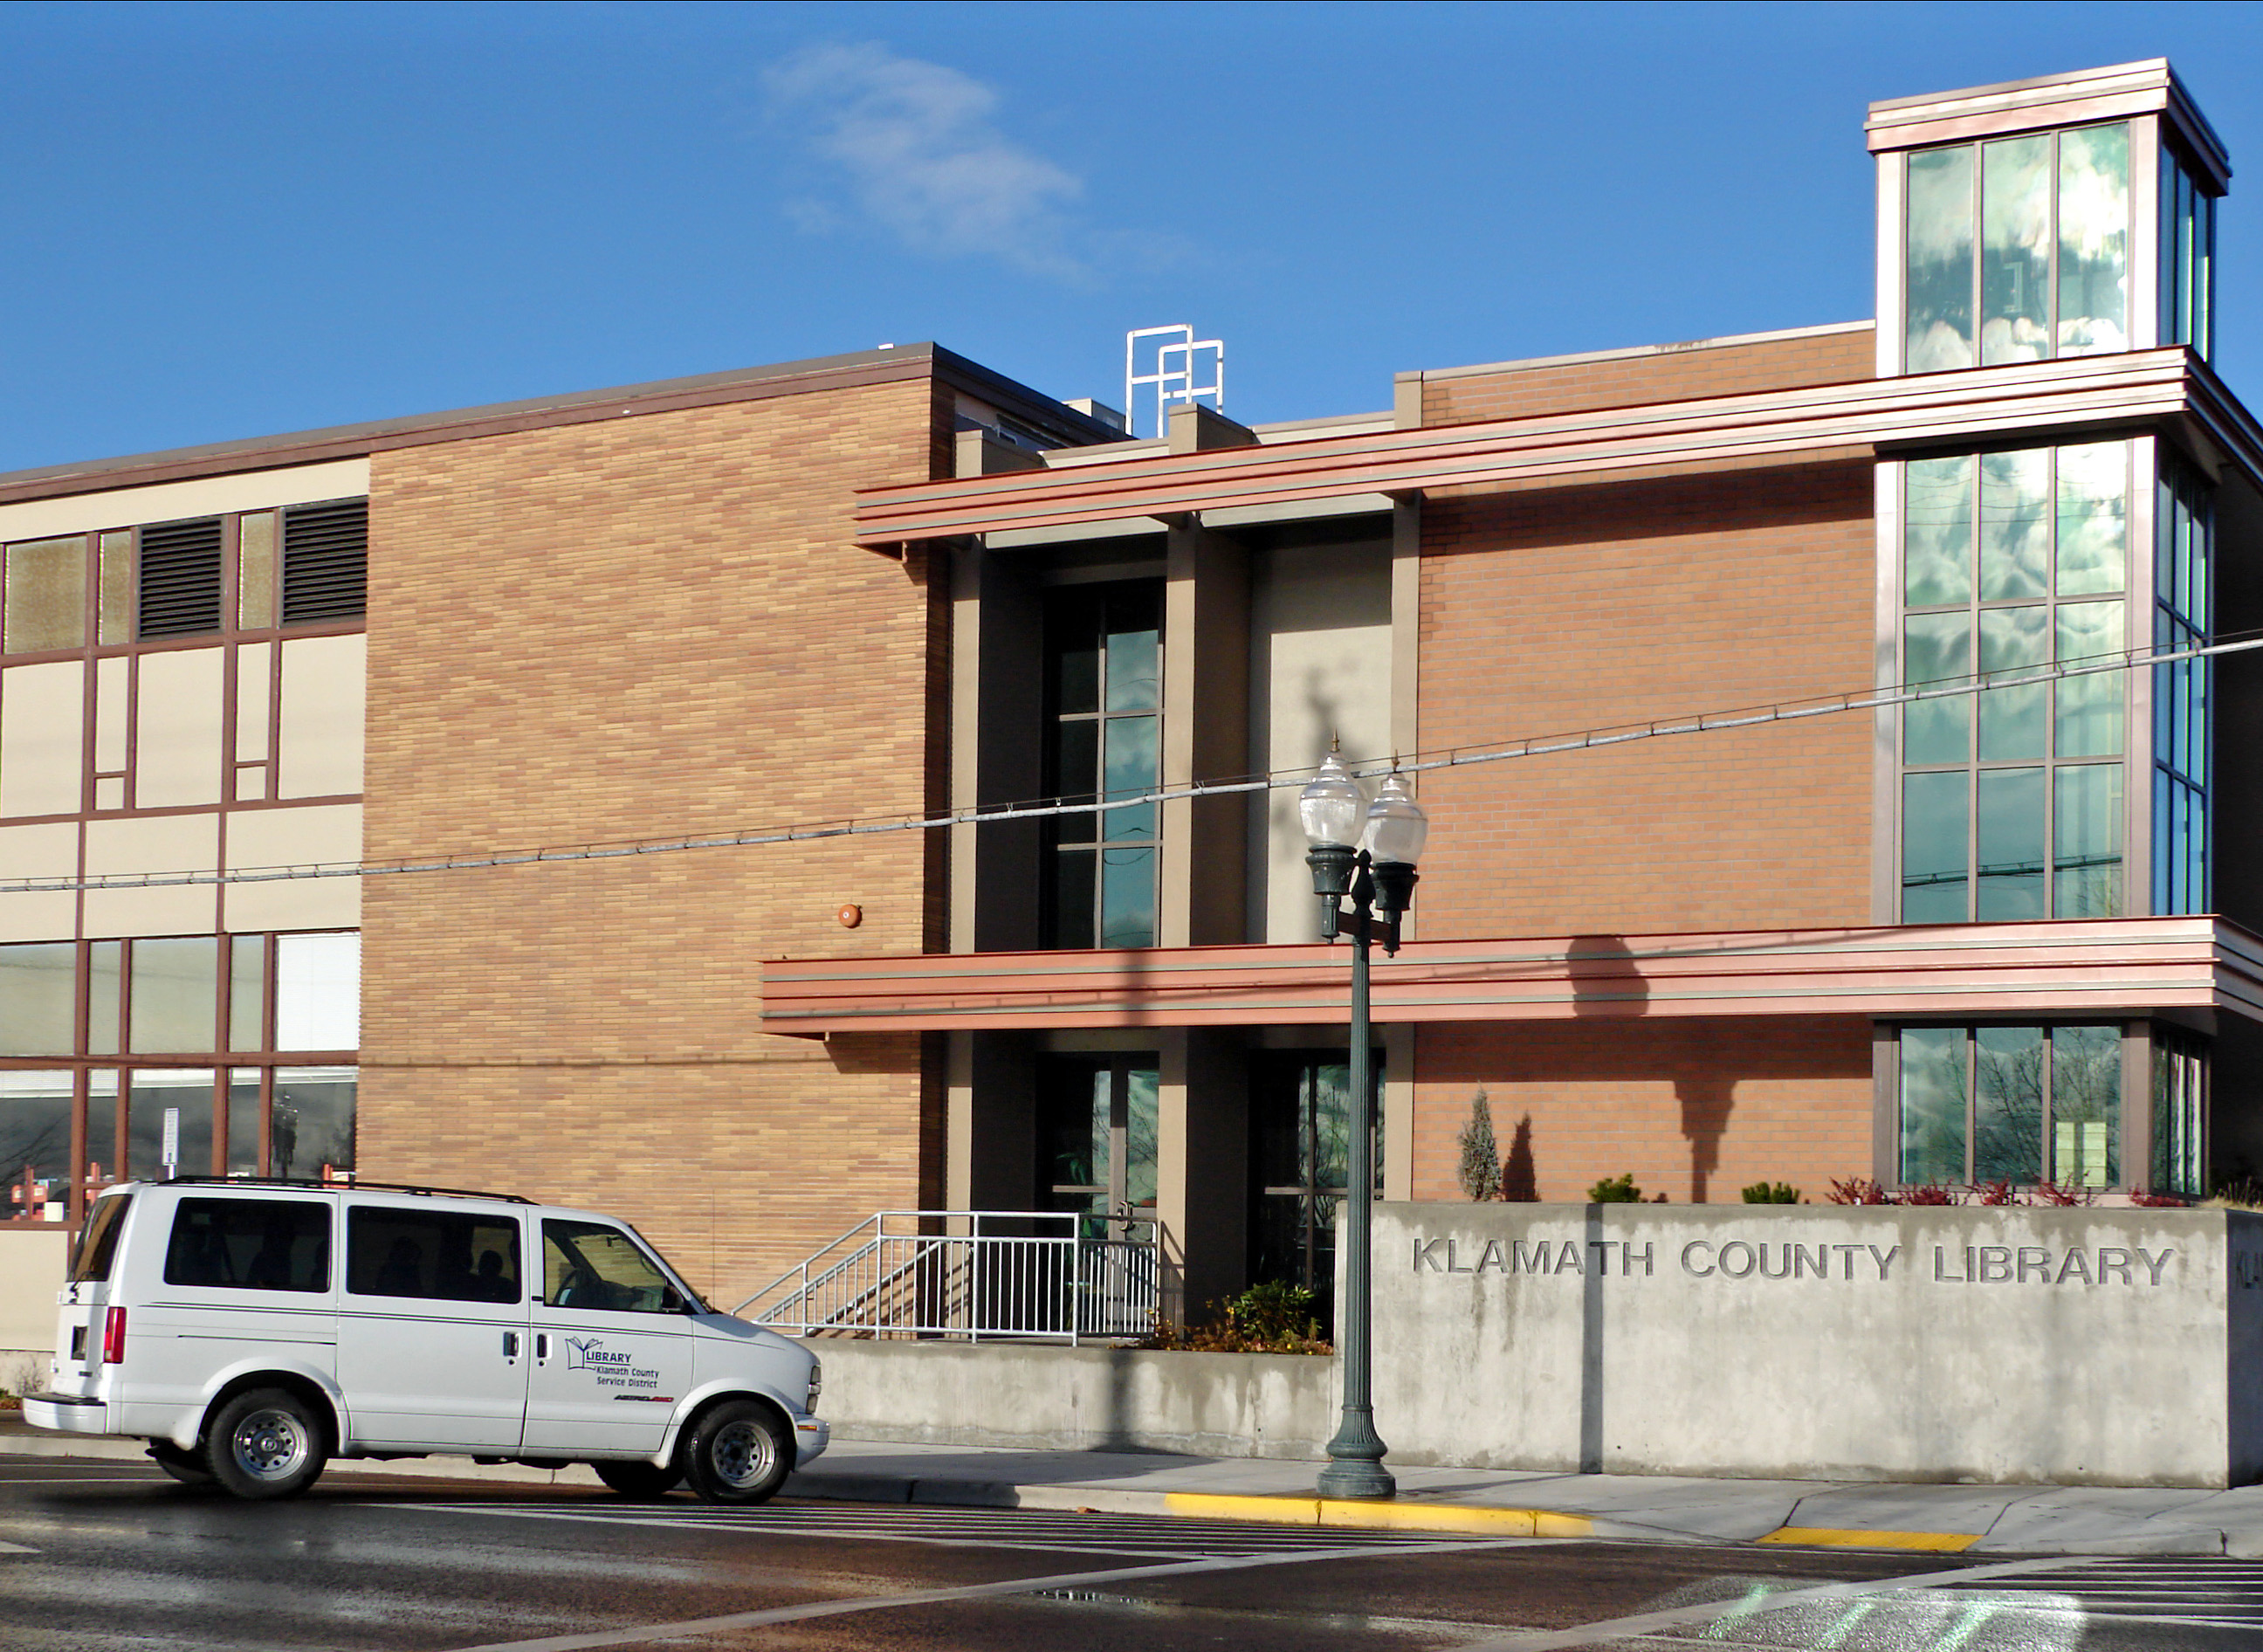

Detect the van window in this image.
[67,1194,134,1284]
[543,1220,678,1314]
[347,1208,520,1304]
[164,1198,331,1292]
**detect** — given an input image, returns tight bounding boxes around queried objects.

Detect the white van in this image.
[21,1178,828,1503]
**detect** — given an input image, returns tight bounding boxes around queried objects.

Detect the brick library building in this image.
[2,60,2258,1328]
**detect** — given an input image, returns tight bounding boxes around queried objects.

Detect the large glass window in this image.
[1042,584,1161,949]
[1248,1051,1383,1312]
[2151,1027,2208,1196]
[1899,442,2129,921]
[1904,124,2129,371]
[2160,143,2218,359]
[348,1206,519,1303]
[165,1196,329,1292]
[1896,1024,2122,1188]
[0,1070,72,1220]
[2154,454,2212,914]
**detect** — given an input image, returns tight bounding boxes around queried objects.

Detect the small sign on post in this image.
[162,1108,181,1180]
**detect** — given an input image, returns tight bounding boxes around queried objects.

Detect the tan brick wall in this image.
[1421,327,1874,427]
[359,379,947,1306]
[1414,458,1876,939]
[1412,1018,1874,1206]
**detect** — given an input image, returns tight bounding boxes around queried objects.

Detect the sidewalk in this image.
[10,1419,2263,1558]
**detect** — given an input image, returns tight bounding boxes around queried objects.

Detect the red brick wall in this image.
[1412,1018,1874,1206]
[1421,327,1874,427]
[359,378,948,1305]
[1414,458,1876,939]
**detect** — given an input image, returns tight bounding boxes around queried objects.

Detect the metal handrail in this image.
[734,1209,1161,1346]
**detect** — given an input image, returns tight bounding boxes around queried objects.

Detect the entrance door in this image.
[1037,1055,1158,1236]
[334,1201,530,1451]
[523,1217,697,1456]
[1248,1051,1382,1330]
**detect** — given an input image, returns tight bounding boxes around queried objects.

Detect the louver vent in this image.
[283,499,368,624]
[137,517,224,637]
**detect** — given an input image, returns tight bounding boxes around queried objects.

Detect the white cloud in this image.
[765,44,1088,279]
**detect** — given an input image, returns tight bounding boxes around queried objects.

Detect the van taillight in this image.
[101,1307,127,1365]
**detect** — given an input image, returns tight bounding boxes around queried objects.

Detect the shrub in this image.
[1457,1091,1502,1201]
[1587,1173,1643,1203]
[2031,1179,2095,1208]
[2128,1187,2191,1208]
[1142,1281,1331,1355]
[1741,1181,1801,1204]
[1826,1177,1895,1205]
[2209,1176,2263,1213]
[1901,1183,1963,1206]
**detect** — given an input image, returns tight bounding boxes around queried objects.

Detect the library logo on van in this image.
[562,1335,664,1390]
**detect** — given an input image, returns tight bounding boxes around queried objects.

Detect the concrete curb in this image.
[0,1428,2244,1556]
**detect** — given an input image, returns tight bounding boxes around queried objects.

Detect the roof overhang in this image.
[760,917,2263,1037]
[853,350,2263,549]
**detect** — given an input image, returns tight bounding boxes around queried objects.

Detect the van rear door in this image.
[334,1201,530,1452]
[48,1191,134,1398]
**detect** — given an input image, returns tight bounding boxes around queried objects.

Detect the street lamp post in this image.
[1299,753,1427,1503]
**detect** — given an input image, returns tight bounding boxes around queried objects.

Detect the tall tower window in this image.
[1042,583,1161,949]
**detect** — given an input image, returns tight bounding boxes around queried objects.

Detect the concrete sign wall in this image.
[1370,1202,2263,1487]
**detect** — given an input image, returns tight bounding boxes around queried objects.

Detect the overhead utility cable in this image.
[6,630,2257,896]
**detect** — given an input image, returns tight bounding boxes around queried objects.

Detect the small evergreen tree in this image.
[1457,1090,1503,1201]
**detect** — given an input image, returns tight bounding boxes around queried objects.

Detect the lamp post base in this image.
[1317,1409,1397,1501]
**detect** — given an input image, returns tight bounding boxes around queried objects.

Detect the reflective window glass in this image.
[127,1069,216,1180]
[2056,123,2129,355]
[87,941,120,1057]
[1976,767,2046,919]
[2054,443,2127,594]
[1902,614,1971,764]
[0,1070,72,1216]
[275,933,360,1050]
[227,1069,263,1177]
[1898,1028,1966,1184]
[350,1205,518,1303]
[128,937,219,1054]
[1979,450,2049,600]
[1906,146,1976,372]
[1977,607,2046,760]
[2053,602,2124,757]
[2053,764,2122,918]
[1981,135,2052,364]
[1904,456,1973,605]
[166,1197,328,1291]
[2050,1025,2120,1187]
[272,1066,354,1180]
[1902,771,1968,923]
[1972,1027,2044,1184]
[0,943,75,1057]
[544,1218,674,1312]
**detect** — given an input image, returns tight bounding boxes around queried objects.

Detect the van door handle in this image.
[535,1333,551,1364]
[502,1332,520,1361]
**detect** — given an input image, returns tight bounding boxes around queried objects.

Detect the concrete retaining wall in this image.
[809,1338,1337,1459]
[1372,1202,2263,1487]
[0,1227,67,1378]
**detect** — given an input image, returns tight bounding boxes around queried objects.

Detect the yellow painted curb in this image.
[1757,1525,1984,1552]
[1163,1492,1591,1538]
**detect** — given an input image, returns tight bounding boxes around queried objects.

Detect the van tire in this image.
[208,1388,327,1501]
[681,1401,791,1504]
[593,1459,683,1499]
[148,1441,214,1485]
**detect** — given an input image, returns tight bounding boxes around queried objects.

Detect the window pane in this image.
[2051,1025,2120,1187]
[1980,135,2053,364]
[1101,713,1158,841]
[1041,1061,1109,1192]
[2054,442,2127,594]
[272,1065,354,1179]
[1902,770,1968,922]
[1904,456,1973,605]
[2053,764,2122,918]
[1104,618,1159,713]
[1979,449,2049,600]
[229,936,266,1051]
[544,1219,671,1311]
[1052,719,1097,843]
[275,932,360,1051]
[1976,767,2046,919]
[1098,845,1158,948]
[86,1070,119,1189]
[2057,123,2129,356]
[351,1206,518,1302]
[1054,624,1098,716]
[0,942,76,1057]
[1973,1027,2044,1183]
[88,941,120,1057]
[1906,146,1976,371]
[0,1070,72,1215]
[129,938,219,1055]
[1050,850,1096,950]
[128,1069,215,1180]
[1124,1065,1159,1208]
[1978,607,2046,760]
[227,1069,262,1176]
[3,538,86,655]
[1902,613,1971,764]
[2054,601,2124,757]
[1899,1028,1966,1183]
[165,1197,328,1291]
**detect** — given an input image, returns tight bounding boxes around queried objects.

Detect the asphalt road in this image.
[3,1455,2262,1651]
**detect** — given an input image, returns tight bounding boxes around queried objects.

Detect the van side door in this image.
[334,1201,530,1452]
[523,1218,695,1456]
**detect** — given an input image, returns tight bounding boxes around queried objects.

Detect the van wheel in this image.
[682,1401,791,1504]
[148,1441,214,1485]
[593,1459,683,1499]
[208,1388,327,1501]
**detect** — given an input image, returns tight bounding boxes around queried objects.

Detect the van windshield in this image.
[67,1194,133,1284]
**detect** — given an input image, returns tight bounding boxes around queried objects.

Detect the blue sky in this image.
[5,1,2259,470]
